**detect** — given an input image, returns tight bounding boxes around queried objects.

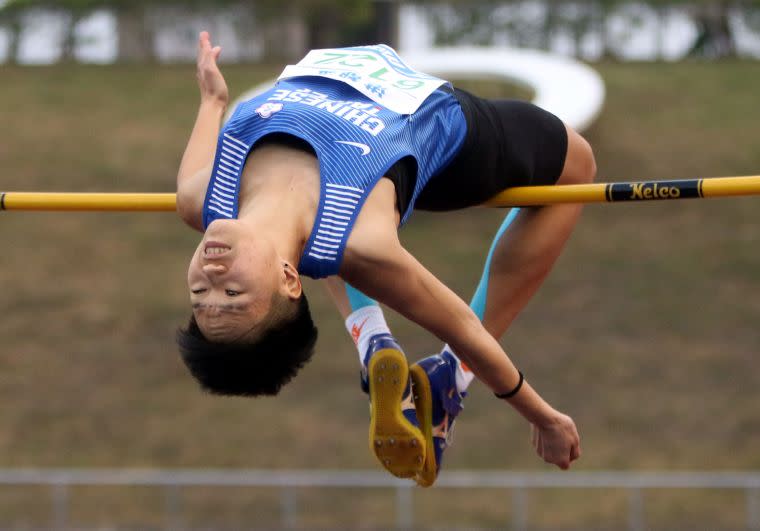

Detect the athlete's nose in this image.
[202,263,228,275]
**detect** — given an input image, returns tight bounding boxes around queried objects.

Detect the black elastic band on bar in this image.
[494,371,524,399]
[0,193,5,210]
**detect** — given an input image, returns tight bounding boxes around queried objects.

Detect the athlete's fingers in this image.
[197,31,211,67]
[199,31,210,51]
[570,443,581,461]
[212,45,222,61]
[536,431,544,458]
[541,445,566,470]
[535,428,543,455]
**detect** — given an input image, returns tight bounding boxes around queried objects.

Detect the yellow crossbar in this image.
[485,175,760,206]
[2,176,760,212]
[0,192,177,211]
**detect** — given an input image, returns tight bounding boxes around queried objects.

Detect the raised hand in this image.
[196,31,228,107]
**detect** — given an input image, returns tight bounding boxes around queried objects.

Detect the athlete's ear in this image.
[281,261,302,300]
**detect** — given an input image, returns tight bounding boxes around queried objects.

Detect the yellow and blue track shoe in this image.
[409,349,466,487]
[365,334,426,479]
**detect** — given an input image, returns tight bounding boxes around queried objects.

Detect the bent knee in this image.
[557,126,597,185]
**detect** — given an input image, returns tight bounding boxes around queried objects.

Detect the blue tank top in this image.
[203,57,467,279]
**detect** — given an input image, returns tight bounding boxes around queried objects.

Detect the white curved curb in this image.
[229,47,605,133]
[402,47,605,133]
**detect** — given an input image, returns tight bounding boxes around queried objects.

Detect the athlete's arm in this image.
[341,192,579,469]
[176,31,229,231]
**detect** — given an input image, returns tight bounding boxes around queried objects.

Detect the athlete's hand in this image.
[531,412,581,470]
[196,31,228,107]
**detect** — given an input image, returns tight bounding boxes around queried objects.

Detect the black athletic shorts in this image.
[413,88,569,211]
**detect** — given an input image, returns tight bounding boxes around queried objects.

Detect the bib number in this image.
[278,45,447,115]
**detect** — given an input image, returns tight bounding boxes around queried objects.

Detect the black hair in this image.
[177,295,318,396]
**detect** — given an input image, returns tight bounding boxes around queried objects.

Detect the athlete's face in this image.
[187,219,281,341]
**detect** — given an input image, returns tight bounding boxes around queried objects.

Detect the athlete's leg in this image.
[325,277,390,365]
[479,125,596,339]
[324,278,425,479]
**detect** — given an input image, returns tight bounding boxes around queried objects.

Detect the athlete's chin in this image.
[205,218,237,234]
[204,219,246,246]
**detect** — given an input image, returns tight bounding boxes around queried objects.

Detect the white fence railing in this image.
[1,469,760,530]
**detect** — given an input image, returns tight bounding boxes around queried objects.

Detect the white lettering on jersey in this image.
[268,88,386,137]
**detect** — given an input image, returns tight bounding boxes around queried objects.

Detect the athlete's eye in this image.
[225,289,241,297]
[191,288,207,295]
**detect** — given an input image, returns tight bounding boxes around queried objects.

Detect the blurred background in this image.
[2,0,760,63]
[1,1,760,530]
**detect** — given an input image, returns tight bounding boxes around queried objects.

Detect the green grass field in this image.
[1,61,760,529]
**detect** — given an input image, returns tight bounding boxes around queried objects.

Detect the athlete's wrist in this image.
[503,380,559,427]
[199,97,227,113]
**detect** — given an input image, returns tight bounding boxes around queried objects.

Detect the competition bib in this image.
[277,45,447,115]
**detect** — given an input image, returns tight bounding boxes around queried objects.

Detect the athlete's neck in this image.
[237,143,320,265]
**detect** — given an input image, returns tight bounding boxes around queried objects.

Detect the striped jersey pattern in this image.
[309,183,363,261]
[202,72,467,279]
[205,134,248,220]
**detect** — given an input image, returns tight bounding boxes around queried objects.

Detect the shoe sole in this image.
[409,364,438,487]
[368,348,426,479]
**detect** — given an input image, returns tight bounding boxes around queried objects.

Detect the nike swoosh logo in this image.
[351,317,370,345]
[335,140,371,156]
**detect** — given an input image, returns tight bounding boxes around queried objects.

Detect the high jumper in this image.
[174,31,593,486]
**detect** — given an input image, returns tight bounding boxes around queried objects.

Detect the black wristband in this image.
[494,371,524,399]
